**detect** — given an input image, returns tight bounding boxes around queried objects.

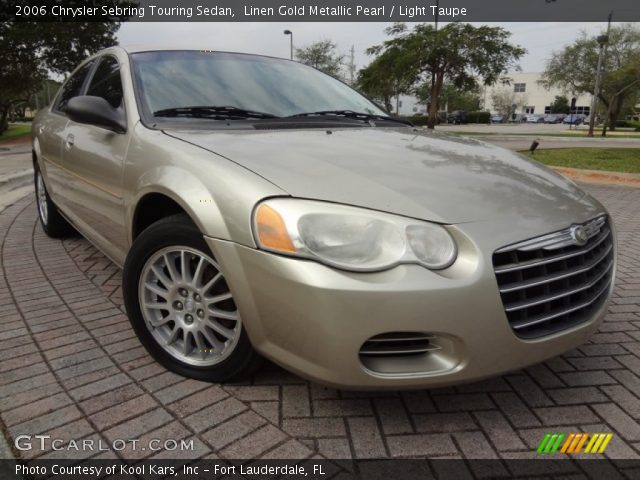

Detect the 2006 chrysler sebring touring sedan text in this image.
[32,47,616,389]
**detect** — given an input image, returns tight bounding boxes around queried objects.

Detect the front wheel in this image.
[123,214,262,382]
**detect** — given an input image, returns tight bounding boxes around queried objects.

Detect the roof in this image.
[114,45,292,63]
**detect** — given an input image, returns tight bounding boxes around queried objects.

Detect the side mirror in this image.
[66,96,126,134]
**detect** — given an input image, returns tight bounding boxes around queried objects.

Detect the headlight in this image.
[253,198,457,272]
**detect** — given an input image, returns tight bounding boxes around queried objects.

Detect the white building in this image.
[481,72,593,116]
[388,72,594,118]
[390,94,428,117]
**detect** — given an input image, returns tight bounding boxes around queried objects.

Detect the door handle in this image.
[64,134,75,150]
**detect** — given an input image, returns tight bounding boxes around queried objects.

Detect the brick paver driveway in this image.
[1,184,640,461]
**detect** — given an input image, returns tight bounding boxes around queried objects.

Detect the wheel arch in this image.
[32,136,43,168]
[131,192,192,241]
[127,168,236,247]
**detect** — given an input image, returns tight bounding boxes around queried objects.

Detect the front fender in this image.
[124,126,287,249]
[128,167,228,244]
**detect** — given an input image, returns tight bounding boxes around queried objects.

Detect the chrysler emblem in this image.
[570,225,589,246]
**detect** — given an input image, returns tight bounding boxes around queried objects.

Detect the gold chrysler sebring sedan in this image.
[32,47,616,389]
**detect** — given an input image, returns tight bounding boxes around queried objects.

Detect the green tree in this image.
[415,82,481,113]
[27,79,63,111]
[1,3,129,132]
[549,95,570,114]
[367,23,525,128]
[541,24,640,133]
[0,22,46,132]
[357,47,412,113]
[295,40,345,78]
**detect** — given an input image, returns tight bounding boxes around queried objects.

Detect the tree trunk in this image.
[384,95,392,113]
[427,72,444,129]
[0,105,10,135]
[608,95,624,132]
[602,95,623,136]
[599,79,640,136]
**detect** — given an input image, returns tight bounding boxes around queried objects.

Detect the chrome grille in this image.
[492,216,614,339]
[359,332,441,357]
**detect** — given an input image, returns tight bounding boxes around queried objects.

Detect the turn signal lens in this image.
[255,204,297,253]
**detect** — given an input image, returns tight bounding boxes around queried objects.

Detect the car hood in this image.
[166,127,602,225]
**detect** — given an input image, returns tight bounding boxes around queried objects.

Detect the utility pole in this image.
[427,0,440,129]
[348,45,356,85]
[588,11,612,137]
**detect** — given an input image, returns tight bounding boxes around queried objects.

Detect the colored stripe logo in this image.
[537,433,613,454]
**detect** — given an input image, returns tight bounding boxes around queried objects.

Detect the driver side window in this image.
[53,60,94,113]
[86,56,124,109]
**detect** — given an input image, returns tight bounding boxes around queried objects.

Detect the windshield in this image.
[131,51,386,120]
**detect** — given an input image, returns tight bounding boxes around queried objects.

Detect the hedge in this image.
[615,120,640,130]
[468,111,490,124]
[405,115,430,126]
[403,111,491,125]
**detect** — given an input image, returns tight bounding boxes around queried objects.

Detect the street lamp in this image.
[283,30,293,60]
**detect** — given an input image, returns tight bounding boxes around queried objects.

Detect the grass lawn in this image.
[522,148,640,174]
[0,123,32,143]
[449,130,640,139]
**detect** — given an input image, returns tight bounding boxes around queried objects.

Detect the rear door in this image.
[57,54,130,262]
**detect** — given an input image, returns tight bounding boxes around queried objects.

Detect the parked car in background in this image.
[563,114,586,125]
[32,47,616,389]
[544,113,564,124]
[447,110,468,124]
[583,115,600,126]
[525,114,545,124]
[508,113,527,123]
[490,114,505,124]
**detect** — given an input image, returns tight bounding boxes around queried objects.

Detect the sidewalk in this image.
[0,137,33,213]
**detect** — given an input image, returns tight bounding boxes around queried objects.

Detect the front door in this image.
[58,55,129,263]
[37,60,96,205]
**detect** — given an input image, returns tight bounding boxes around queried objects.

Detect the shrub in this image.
[405,115,429,126]
[401,113,447,126]
[614,119,640,129]
[467,111,491,124]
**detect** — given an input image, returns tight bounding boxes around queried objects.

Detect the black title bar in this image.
[4,0,640,22]
[1,458,639,480]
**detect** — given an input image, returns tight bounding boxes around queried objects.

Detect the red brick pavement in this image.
[1,183,640,460]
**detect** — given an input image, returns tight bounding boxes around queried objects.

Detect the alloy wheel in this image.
[36,172,49,226]
[138,246,241,366]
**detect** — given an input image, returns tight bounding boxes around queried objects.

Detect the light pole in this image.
[588,12,612,137]
[427,0,440,129]
[283,30,293,60]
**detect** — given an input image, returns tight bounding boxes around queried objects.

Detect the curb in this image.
[0,169,33,213]
[0,169,32,187]
[551,166,640,188]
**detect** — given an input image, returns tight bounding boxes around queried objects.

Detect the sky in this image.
[117,21,611,74]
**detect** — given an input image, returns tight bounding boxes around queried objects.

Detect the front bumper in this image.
[204,219,613,390]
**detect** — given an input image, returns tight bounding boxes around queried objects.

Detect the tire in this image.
[34,164,75,238]
[123,214,262,382]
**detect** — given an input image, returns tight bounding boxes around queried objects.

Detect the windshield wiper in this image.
[287,110,412,126]
[153,106,279,120]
